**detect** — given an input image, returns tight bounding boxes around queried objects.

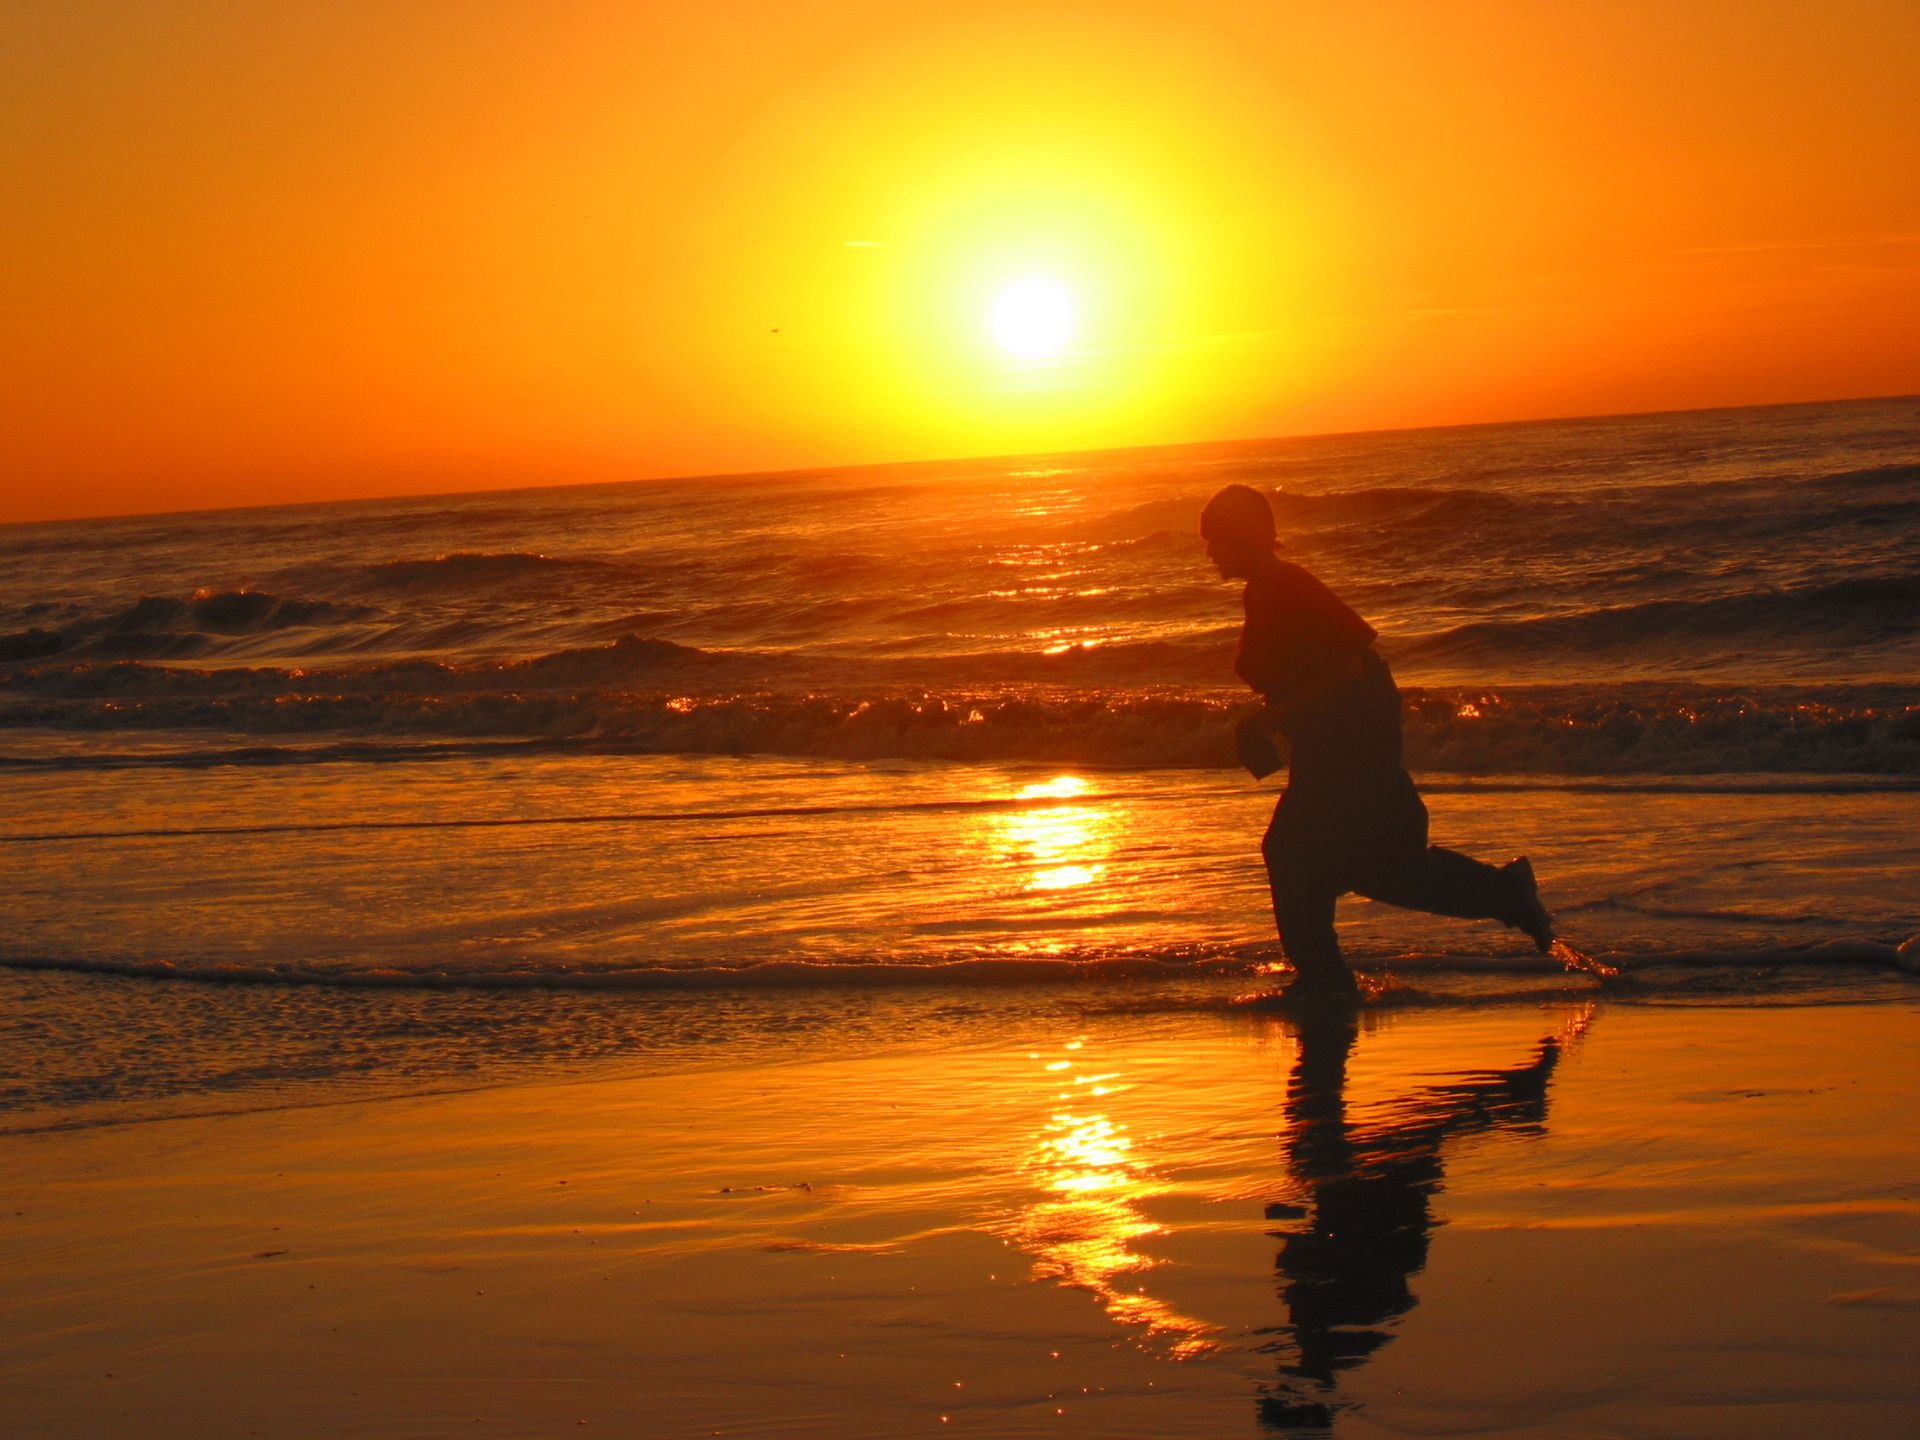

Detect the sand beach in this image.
[5,997,1916,1438]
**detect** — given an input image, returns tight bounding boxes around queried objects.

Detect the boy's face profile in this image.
[1205,531,1265,581]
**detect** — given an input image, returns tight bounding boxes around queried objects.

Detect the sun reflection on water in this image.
[1005,1041,1218,1359]
[997,775,1117,894]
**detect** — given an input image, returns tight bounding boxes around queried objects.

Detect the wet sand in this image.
[3,1000,1916,1438]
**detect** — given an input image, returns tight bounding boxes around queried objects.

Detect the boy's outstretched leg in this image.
[1355,846,1555,953]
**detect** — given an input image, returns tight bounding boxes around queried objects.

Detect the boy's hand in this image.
[1235,714,1282,779]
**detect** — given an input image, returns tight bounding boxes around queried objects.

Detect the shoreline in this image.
[7,956,1916,1142]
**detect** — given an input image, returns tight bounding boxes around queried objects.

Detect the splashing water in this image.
[1551,938,1620,980]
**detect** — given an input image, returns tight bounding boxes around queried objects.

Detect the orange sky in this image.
[3,0,1916,523]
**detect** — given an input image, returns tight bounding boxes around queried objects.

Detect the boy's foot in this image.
[1502,856,1554,953]
[1279,968,1362,1009]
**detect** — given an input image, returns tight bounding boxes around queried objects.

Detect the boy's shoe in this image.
[1502,856,1554,953]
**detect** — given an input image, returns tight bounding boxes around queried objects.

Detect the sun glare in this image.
[990,277,1076,359]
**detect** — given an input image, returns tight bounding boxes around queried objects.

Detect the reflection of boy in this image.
[1259,1010,1572,1426]
[1201,483,1552,1002]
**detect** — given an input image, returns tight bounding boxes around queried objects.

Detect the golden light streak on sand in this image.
[1007,1045,1221,1359]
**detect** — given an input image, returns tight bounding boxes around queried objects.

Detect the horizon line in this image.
[7,389,1915,531]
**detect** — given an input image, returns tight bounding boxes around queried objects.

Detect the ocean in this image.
[2,396,1916,1129]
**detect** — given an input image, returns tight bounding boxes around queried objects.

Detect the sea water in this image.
[2,397,1915,1127]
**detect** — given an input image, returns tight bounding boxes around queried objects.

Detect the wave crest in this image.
[1400,574,1920,667]
[0,590,384,662]
[2,652,1914,775]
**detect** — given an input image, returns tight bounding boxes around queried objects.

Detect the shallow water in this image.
[2,749,1913,1129]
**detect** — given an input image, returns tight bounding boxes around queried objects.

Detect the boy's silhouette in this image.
[1203,483,1552,1001]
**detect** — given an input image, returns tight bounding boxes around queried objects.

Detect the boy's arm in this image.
[1234,711,1283,778]
[1236,647,1370,777]
[1247,648,1369,733]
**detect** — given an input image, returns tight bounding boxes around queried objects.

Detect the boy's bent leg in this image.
[1263,802,1358,998]
[1271,876,1352,994]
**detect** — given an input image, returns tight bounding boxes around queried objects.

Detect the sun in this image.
[989,277,1075,359]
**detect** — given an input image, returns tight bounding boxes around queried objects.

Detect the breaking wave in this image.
[1,637,1912,775]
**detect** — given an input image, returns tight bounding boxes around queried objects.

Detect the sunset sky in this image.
[4,0,1916,523]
